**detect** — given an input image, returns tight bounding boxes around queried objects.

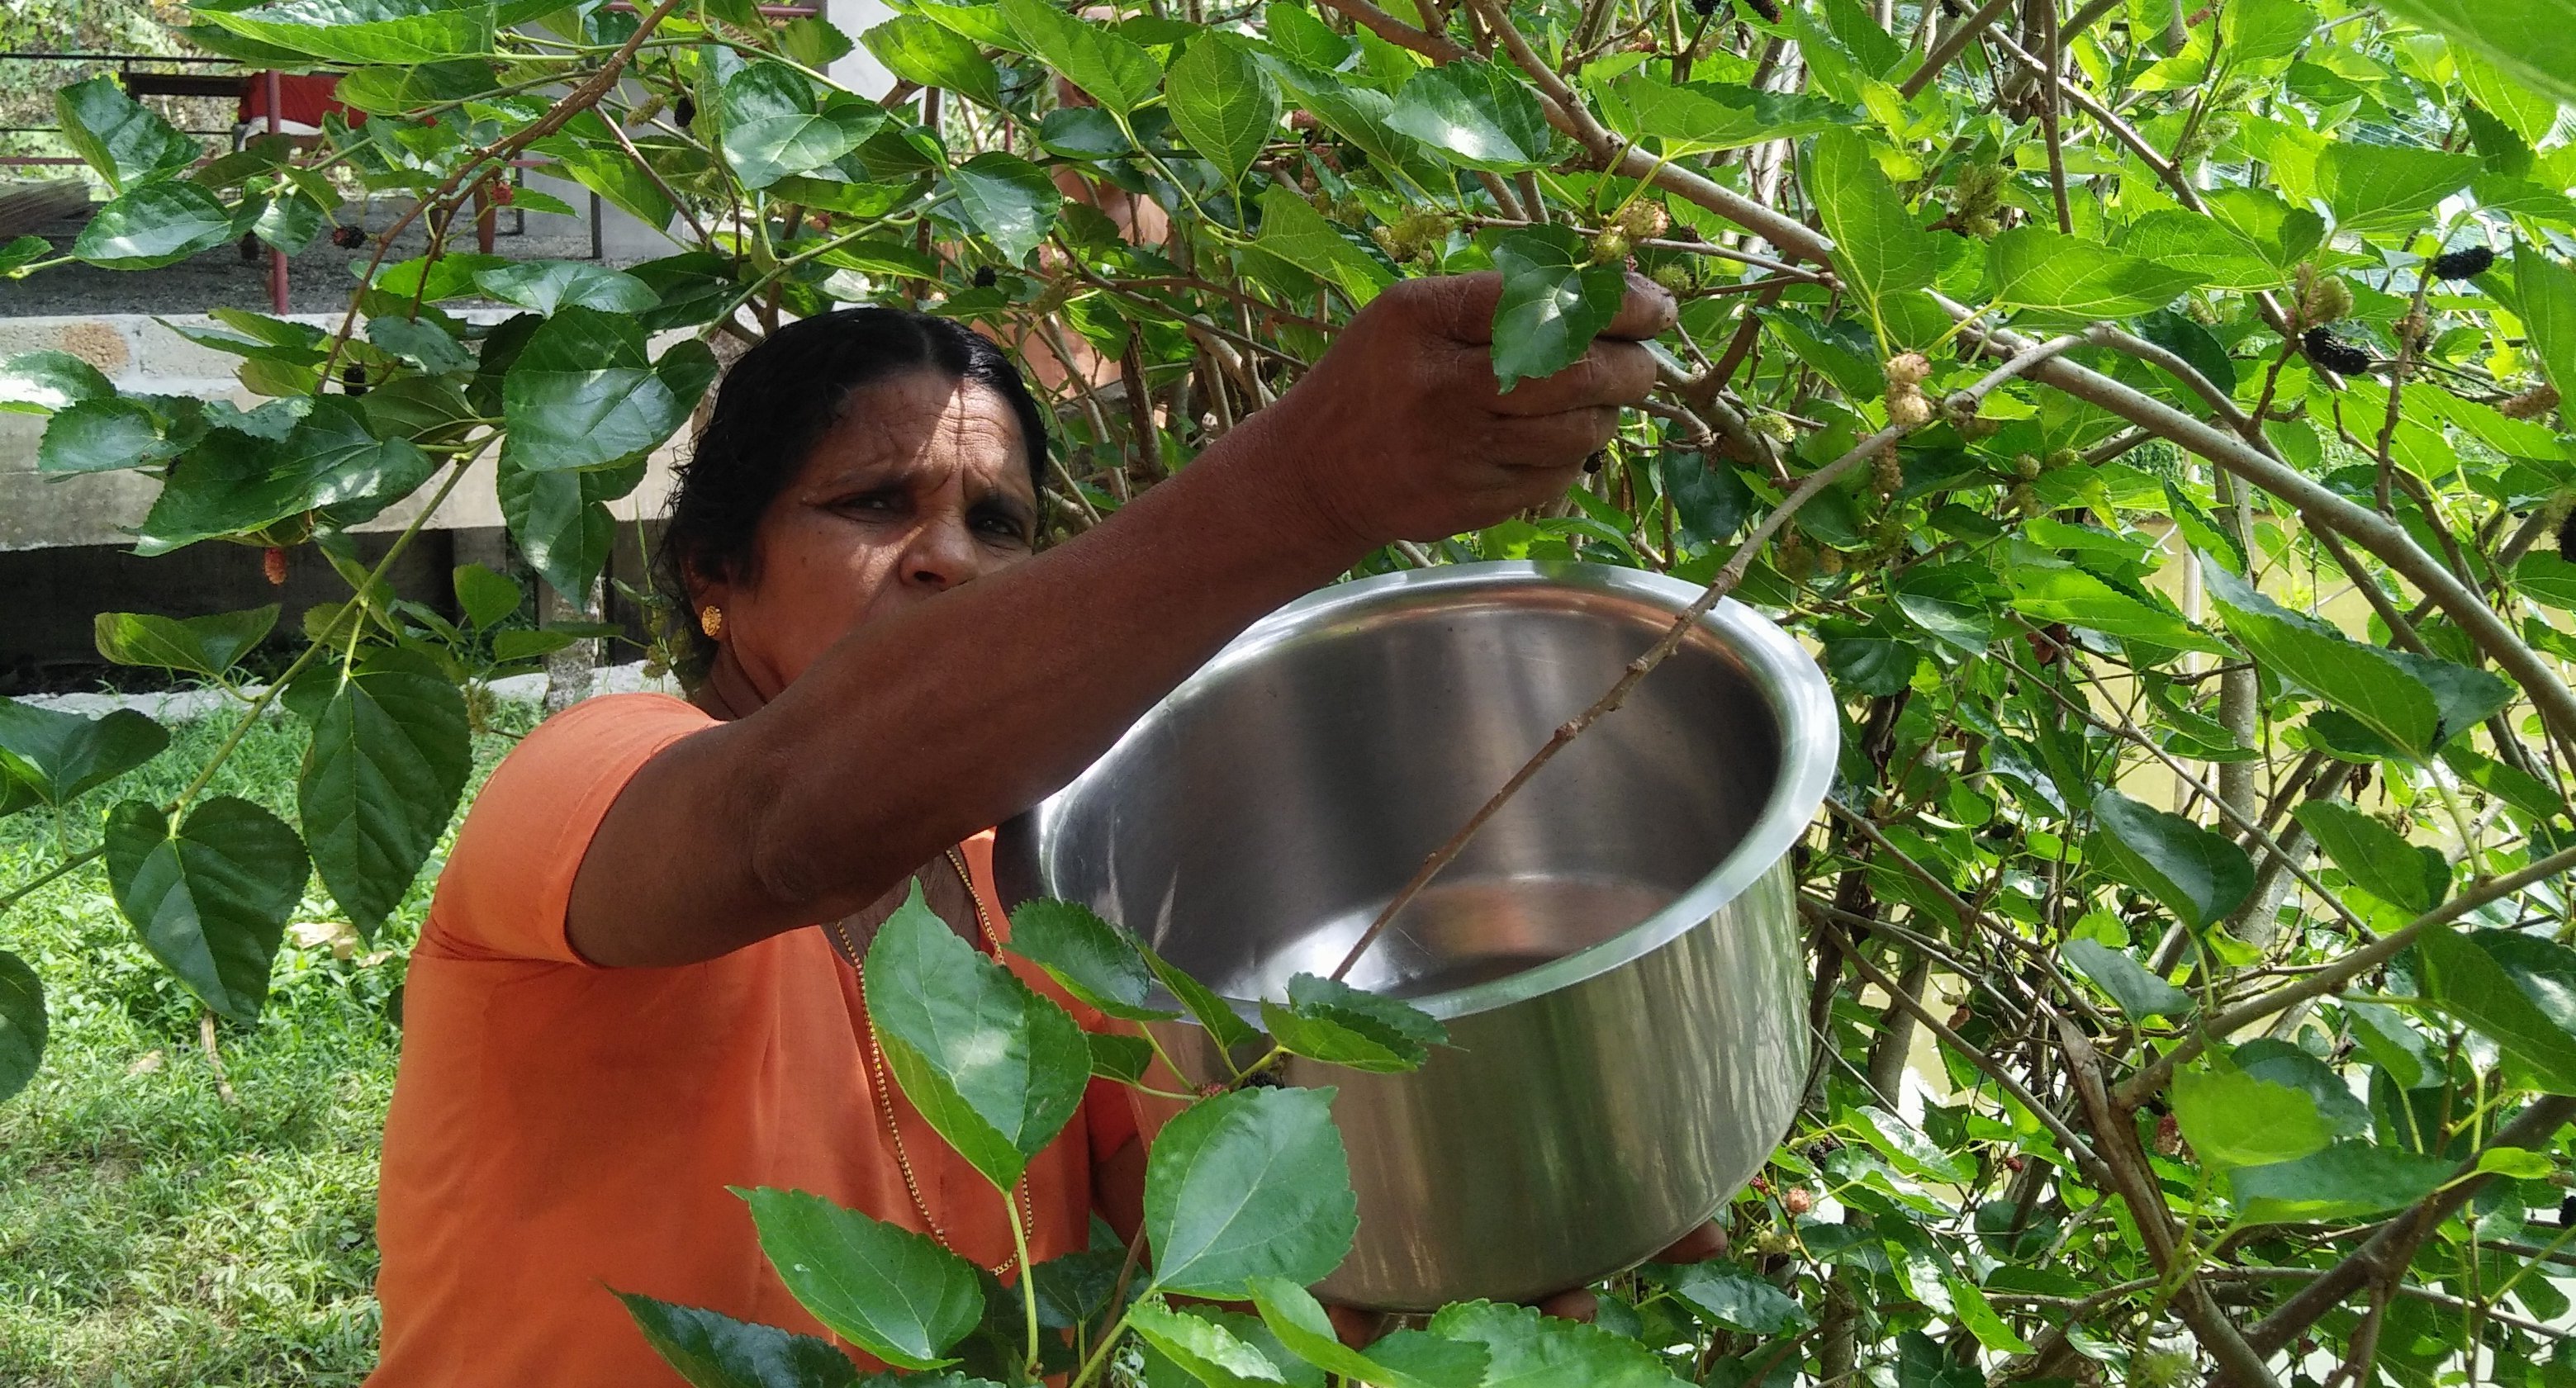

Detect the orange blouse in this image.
[369,694,1135,1386]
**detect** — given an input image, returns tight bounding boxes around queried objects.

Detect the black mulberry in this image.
[674,95,697,128]
[1742,0,1781,19]
[341,365,368,397]
[2559,506,2576,566]
[1691,0,1716,15]
[2431,245,2496,281]
[973,266,997,288]
[2303,326,2371,376]
[330,224,366,250]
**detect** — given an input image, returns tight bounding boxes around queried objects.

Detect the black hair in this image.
[652,307,1050,683]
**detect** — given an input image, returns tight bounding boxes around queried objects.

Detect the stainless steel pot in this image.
[995,561,1834,1310]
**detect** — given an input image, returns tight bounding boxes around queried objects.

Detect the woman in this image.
[367,271,1676,1384]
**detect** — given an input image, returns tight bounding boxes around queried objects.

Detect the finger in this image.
[1600,271,1680,341]
[1535,1288,1600,1322]
[1484,405,1622,470]
[1653,1220,1729,1263]
[1397,272,1506,346]
[1485,340,1658,419]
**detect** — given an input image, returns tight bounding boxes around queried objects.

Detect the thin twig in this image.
[1900,0,2020,98]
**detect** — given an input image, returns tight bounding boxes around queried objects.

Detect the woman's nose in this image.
[900,517,981,591]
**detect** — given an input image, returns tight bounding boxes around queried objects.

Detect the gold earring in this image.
[699,605,724,639]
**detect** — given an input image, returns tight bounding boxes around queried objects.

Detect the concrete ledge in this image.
[12,661,681,718]
[2,313,686,552]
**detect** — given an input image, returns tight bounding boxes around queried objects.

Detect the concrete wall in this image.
[0,313,684,680]
[0,312,688,553]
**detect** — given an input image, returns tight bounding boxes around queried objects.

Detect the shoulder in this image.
[426,694,717,963]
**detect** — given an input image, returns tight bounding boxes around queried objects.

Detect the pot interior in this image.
[1041,568,1793,1008]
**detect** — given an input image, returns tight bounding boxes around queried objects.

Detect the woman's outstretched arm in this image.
[567,273,1672,966]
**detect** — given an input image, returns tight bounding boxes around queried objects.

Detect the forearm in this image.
[581,413,1365,964]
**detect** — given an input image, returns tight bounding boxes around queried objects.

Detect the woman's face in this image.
[695,370,1040,703]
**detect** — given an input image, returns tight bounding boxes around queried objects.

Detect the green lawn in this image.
[0,704,532,1386]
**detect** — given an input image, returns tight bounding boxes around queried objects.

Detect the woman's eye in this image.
[836,491,902,514]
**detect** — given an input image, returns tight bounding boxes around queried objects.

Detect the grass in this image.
[0,703,533,1386]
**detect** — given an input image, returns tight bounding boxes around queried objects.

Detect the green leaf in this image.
[2172,1064,2333,1169]
[1423,1300,1691,1388]
[1989,225,2204,316]
[863,16,1003,107]
[1253,185,1392,307]
[2204,563,2450,755]
[138,400,435,552]
[1246,1277,1487,1388]
[2233,1039,2371,1137]
[997,0,1164,116]
[1385,58,1552,172]
[472,260,658,315]
[500,306,696,472]
[2062,937,2193,1019]
[947,152,1061,264]
[1168,36,1279,185]
[1658,1262,1815,1334]
[93,606,278,680]
[864,883,1091,1191]
[55,75,197,194]
[1259,973,1448,1073]
[298,646,472,939]
[1128,1300,1293,1386]
[780,13,854,67]
[1823,634,1917,696]
[722,62,886,190]
[1,351,116,415]
[496,456,619,597]
[2517,247,2576,407]
[366,316,477,376]
[200,0,498,64]
[2344,999,2432,1090]
[1144,1085,1357,1297]
[617,1291,864,1388]
[73,182,236,270]
[2315,143,2481,237]
[36,398,181,475]
[1946,1277,2034,1354]
[453,564,523,630]
[2369,0,2576,108]
[2474,1145,2557,1178]
[104,796,307,1025]
[0,949,45,1104]
[2227,1140,2455,1225]
[1088,1031,1155,1082]
[1141,941,1262,1051]
[2086,789,2253,931]
[1006,898,1177,1021]
[740,1187,980,1371]
[1890,566,1995,654]
[1659,452,1750,549]
[1598,78,1853,156]
[2218,0,2314,61]
[2292,800,2447,913]
[0,234,45,277]
[2417,926,2576,1093]
[1489,224,1628,391]
[1807,127,1938,340]
[0,703,168,807]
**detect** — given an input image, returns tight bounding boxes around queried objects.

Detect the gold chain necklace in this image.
[832,846,1037,1277]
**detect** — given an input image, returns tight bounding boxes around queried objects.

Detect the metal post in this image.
[263,69,287,314]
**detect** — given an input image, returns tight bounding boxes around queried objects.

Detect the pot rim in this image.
[1032,559,1837,1022]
